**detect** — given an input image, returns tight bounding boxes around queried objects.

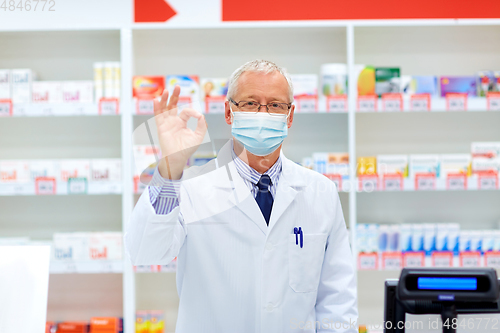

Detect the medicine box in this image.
[357,65,375,96]
[357,157,377,176]
[29,160,58,181]
[11,69,35,103]
[88,232,123,260]
[439,154,471,178]
[375,67,400,97]
[409,154,440,179]
[52,233,90,261]
[62,81,94,103]
[90,159,122,182]
[201,78,228,100]
[166,75,200,103]
[476,71,496,97]
[59,159,91,182]
[0,69,11,99]
[135,311,150,333]
[377,155,408,177]
[290,74,318,97]
[32,81,63,103]
[149,311,165,333]
[0,160,30,183]
[440,76,477,97]
[471,142,500,159]
[133,76,165,99]
[471,157,500,174]
[409,76,439,96]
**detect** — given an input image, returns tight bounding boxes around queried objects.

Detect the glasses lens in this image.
[268,103,289,114]
[239,101,260,112]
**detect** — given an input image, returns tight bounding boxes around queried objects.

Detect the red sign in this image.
[222,0,500,21]
[134,0,176,23]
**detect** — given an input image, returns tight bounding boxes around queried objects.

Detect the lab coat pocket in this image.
[288,233,328,293]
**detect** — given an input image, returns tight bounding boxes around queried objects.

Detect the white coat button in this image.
[265,243,273,251]
[266,303,274,312]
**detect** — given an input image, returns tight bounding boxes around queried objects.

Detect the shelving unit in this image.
[1,11,500,333]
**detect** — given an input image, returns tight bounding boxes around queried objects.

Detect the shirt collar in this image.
[230,140,282,186]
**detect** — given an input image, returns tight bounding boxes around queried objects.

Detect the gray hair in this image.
[227,59,294,103]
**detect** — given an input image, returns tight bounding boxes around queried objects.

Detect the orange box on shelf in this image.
[132,76,165,99]
[57,322,89,333]
[90,317,119,333]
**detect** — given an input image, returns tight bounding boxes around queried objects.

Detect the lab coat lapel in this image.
[268,155,305,231]
[214,141,268,236]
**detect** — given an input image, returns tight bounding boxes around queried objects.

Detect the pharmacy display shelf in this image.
[356,175,500,192]
[50,260,124,274]
[1,102,120,117]
[0,181,122,196]
[356,96,500,113]
[133,262,177,274]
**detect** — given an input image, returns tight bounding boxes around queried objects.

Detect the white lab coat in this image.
[125,140,358,333]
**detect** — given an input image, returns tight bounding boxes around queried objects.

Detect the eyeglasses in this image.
[229,98,291,116]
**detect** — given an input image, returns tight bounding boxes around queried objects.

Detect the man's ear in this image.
[287,104,295,128]
[225,100,232,125]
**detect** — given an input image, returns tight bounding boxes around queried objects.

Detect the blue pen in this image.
[299,227,303,248]
[294,227,299,245]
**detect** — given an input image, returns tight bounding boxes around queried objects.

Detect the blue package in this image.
[411,76,439,96]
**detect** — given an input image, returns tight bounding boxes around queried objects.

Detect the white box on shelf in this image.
[11,69,35,103]
[90,159,122,182]
[88,232,122,260]
[472,157,500,174]
[0,160,30,183]
[133,145,161,179]
[471,142,500,159]
[32,81,63,103]
[58,159,90,181]
[377,155,408,176]
[411,224,424,252]
[290,74,318,97]
[62,81,94,103]
[409,155,440,179]
[0,69,11,100]
[422,223,436,255]
[94,62,104,102]
[112,62,121,99]
[29,160,58,181]
[439,154,471,178]
[52,232,89,261]
[320,63,347,97]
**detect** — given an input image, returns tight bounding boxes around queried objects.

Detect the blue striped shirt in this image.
[149,141,282,215]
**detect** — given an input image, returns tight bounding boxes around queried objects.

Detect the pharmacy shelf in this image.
[50,260,124,274]
[5,103,118,117]
[0,181,122,196]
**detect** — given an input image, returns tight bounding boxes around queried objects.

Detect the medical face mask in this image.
[231,111,288,156]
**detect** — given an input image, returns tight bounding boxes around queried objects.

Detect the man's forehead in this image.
[237,71,289,94]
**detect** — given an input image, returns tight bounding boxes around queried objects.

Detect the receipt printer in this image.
[384,268,500,333]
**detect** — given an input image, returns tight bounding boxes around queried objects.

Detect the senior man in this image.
[126,60,357,333]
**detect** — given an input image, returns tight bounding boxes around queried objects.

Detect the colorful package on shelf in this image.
[409,76,439,96]
[90,317,120,333]
[356,65,375,96]
[357,224,378,253]
[32,81,63,103]
[409,155,440,179]
[440,76,477,97]
[133,76,165,99]
[494,71,500,92]
[90,159,122,182]
[57,322,89,333]
[88,232,123,260]
[133,145,161,181]
[422,224,436,256]
[400,224,412,253]
[376,155,408,177]
[438,154,471,178]
[290,74,318,97]
[45,321,56,333]
[357,157,377,176]
[313,152,349,176]
[29,160,59,182]
[436,223,460,255]
[11,68,36,103]
[149,310,165,333]
[200,78,228,100]
[377,224,400,253]
[165,75,200,104]
[62,81,94,103]
[375,67,400,97]
[94,63,104,102]
[320,63,347,96]
[136,311,150,333]
[0,69,11,100]
[59,159,91,182]
[0,160,30,183]
[52,232,90,261]
[471,142,500,159]
[476,71,496,97]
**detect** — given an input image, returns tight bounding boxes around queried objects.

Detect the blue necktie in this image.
[255,175,274,226]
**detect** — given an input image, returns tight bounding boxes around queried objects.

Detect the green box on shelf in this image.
[375,67,400,97]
